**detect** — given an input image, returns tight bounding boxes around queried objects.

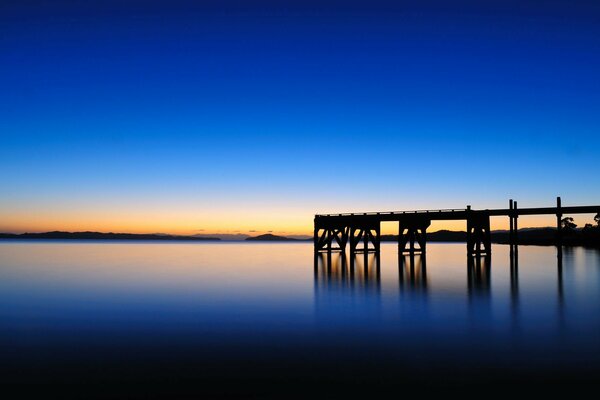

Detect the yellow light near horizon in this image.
[0,208,314,235]
[1,208,597,236]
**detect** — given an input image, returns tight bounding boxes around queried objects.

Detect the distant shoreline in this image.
[384,228,600,248]
[0,231,221,241]
[1,228,598,248]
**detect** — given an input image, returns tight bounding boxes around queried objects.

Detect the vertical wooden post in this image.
[466,205,472,254]
[398,221,402,255]
[513,201,518,245]
[509,199,514,244]
[556,196,562,248]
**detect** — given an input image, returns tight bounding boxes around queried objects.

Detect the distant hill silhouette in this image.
[193,233,250,240]
[0,231,220,241]
[245,234,298,241]
[1,228,598,247]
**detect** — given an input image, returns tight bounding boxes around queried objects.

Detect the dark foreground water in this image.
[1,241,599,397]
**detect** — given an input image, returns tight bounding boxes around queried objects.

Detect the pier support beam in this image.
[398,217,431,255]
[349,221,380,254]
[466,211,492,256]
[314,218,349,253]
[349,220,380,271]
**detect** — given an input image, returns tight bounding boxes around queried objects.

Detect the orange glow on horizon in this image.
[1,209,597,236]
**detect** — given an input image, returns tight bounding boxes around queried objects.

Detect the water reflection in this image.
[316,249,496,299]
[557,246,567,333]
[314,245,574,308]
[510,246,520,332]
[467,255,491,298]
[398,254,428,292]
[313,244,584,354]
[313,251,383,326]
[314,252,381,292]
[3,241,600,390]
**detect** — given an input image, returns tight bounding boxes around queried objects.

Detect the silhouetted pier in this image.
[314,197,600,256]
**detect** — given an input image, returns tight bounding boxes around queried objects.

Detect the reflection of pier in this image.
[315,242,569,311]
[398,254,428,291]
[314,252,380,292]
[510,245,519,312]
[314,246,573,343]
[508,245,566,333]
[467,255,491,296]
[314,197,600,257]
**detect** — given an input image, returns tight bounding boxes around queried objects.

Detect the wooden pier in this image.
[314,197,600,256]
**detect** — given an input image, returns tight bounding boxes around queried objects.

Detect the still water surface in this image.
[1,241,599,392]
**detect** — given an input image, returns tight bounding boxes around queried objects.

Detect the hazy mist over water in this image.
[1,241,600,392]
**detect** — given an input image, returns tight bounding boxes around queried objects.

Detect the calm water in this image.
[1,241,599,395]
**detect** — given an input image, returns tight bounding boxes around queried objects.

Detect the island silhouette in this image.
[0,231,221,241]
[1,226,598,247]
[245,234,299,241]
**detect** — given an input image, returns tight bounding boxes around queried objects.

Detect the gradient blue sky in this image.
[1,0,599,234]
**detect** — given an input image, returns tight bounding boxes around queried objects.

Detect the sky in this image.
[1,0,599,235]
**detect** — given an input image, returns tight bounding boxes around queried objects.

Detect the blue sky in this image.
[1,1,599,234]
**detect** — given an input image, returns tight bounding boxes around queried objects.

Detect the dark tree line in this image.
[561,213,600,231]
[559,213,600,247]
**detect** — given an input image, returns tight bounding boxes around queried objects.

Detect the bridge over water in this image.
[314,197,600,256]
